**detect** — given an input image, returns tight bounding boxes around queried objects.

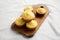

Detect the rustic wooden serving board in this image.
[11,4,49,37]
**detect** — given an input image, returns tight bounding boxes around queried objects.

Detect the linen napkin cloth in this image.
[0,0,60,40]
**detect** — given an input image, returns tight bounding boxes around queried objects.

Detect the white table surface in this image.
[0,0,60,40]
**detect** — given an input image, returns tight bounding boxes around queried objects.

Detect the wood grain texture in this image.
[11,4,49,37]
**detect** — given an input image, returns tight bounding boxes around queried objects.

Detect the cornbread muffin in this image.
[26,20,38,29]
[22,11,35,21]
[24,6,33,11]
[15,17,25,27]
[37,8,46,14]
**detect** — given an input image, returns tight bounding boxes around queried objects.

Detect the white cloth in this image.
[0,0,60,40]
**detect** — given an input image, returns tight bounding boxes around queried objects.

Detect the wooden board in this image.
[11,4,49,37]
